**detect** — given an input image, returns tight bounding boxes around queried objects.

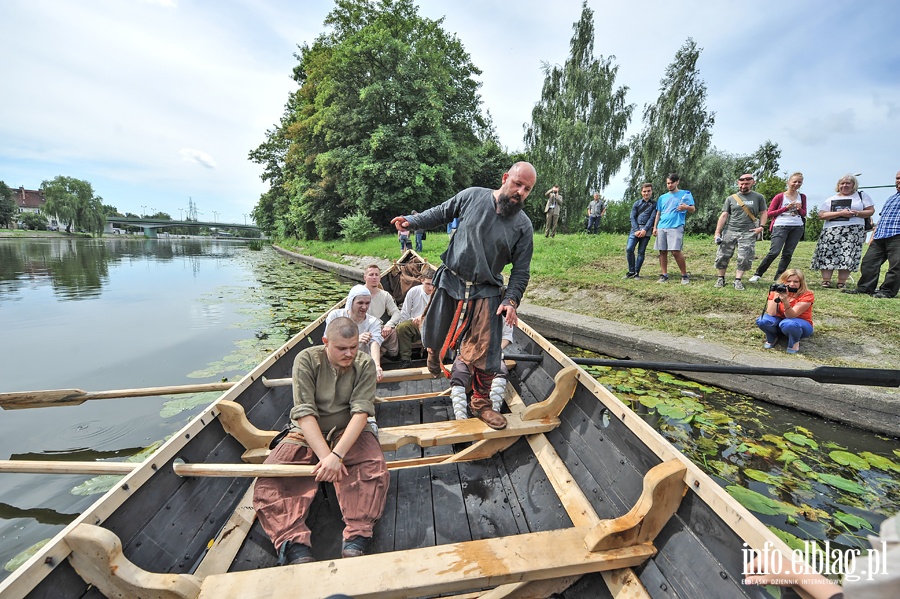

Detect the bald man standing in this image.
[391,162,536,430]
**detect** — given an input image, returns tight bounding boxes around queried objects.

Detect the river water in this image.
[0,237,350,580]
[0,237,897,583]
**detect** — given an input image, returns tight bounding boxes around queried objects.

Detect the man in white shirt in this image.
[362,264,401,359]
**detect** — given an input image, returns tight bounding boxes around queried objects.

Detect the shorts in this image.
[654,227,684,251]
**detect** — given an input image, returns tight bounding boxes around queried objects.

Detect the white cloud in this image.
[179,148,218,169]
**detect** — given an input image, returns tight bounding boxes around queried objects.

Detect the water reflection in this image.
[0,238,244,302]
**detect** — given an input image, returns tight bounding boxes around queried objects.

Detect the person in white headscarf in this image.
[326,285,385,382]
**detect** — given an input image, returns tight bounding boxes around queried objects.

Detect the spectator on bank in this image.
[651,173,695,284]
[543,185,563,238]
[810,174,875,289]
[755,269,814,354]
[750,172,807,283]
[411,210,425,252]
[624,183,656,279]
[844,169,900,299]
[586,192,606,234]
[713,173,767,290]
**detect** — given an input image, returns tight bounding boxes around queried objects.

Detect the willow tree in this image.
[625,39,715,208]
[0,181,15,228]
[251,0,486,239]
[40,176,106,235]
[524,2,633,232]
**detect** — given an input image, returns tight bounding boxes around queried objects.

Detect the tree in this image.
[0,181,15,228]
[625,38,715,207]
[40,176,106,235]
[251,0,487,240]
[524,2,633,232]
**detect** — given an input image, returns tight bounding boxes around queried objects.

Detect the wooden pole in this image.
[0,460,137,475]
[0,382,235,410]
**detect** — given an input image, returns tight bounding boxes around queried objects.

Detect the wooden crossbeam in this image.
[378,413,558,451]
[584,459,687,552]
[66,524,202,599]
[197,527,655,599]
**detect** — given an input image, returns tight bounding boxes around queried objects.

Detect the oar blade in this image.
[0,389,88,410]
[810,367,900,387]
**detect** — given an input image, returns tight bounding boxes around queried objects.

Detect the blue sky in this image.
[2,0,899,225]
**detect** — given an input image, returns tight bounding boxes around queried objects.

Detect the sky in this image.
[2,0,900,226]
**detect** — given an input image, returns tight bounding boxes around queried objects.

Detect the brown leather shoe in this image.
[476,408,507,430]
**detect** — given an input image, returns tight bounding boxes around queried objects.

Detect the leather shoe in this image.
[841,288,868,295]
[874,291,893,299]
[426,351,442,377]
[398,359,412,369]
[476,408,507,430]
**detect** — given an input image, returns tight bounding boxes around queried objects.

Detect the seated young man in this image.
[252,317,390,565]
[394,270,435,368]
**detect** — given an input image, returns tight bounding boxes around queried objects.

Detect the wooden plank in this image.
[197,528,656,599]
[430,463,471,545]
[379,413,559,451]
[193,484,256,578]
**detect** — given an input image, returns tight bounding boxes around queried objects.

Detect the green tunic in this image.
[289,345,377,437]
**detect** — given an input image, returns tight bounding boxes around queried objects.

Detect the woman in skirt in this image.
[810,174,875,288]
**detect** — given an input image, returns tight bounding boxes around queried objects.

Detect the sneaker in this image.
[763,342,775,349]
[341,536,372,558]
[714,277,725,288]
[734,279,745,291]
[278,541,314,566]
[624,272,636,279]
[681,275,690,285]
[632,275,642,280]
[657,274,669,283]
[749,275,761,283]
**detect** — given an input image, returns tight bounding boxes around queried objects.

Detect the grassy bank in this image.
[278,232,899,369]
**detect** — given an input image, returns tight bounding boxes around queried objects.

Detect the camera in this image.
[770,283,787,293]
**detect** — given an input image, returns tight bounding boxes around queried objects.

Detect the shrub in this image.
[338,211,379,242]
[20,212,48,230]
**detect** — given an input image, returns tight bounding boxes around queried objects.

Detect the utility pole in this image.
[212,210,219,223]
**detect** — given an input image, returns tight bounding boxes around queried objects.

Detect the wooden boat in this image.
[0,251,794,599]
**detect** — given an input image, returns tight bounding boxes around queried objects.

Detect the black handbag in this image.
[858,192,874,231]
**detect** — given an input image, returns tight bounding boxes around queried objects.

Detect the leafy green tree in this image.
[0,181,15,228]
[19,211,47,230]
[524,2,634,232]
[102,204,123,217]
[40,176,106,235]
[251,0,486,240]
[625,38,715,205]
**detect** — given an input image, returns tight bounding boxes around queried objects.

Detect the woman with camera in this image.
[810,174,875,289]
[755,269,814,354]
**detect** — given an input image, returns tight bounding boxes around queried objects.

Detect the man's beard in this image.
[497,194,524,217]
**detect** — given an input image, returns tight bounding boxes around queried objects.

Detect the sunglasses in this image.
[738,177,753,182]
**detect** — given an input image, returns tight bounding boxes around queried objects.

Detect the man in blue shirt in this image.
[651,173,695,284]
[844,170,900,298]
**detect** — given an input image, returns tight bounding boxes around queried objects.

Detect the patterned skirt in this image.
[810,224,865,271]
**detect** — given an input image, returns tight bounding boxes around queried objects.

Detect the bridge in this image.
[105,217,260,238]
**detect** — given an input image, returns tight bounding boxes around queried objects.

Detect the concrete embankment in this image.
[275,245,900,436]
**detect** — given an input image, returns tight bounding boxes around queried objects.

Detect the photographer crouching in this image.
[755,269,815,354]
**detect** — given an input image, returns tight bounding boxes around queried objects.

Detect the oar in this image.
[0,460,137,475]
[0,382,235,410]
[504,354,900,388]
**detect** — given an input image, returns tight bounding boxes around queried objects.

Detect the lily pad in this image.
[817,473,869,495]
[726,485,799,516]
[766,525,809,552]
[860,452,900,473]
[744,469,784,487]
[829,451,870,470]
[656,404,688,420]
[4,538,50,572]
[784,432,818,450]
[834,511,872,531]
